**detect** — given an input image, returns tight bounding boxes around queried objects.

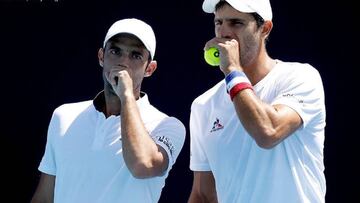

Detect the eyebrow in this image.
[214,17,244,23]
[108,43,145,53]
[108,44,147,57]
[108,41,143,48]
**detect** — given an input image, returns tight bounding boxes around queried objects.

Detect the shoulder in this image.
[145,105,185,130]
[140,102,168,121]
[142,103,186,146]
[159,116,186,132]
[151,116,186,142]
[47,100,93,136]
[53,100,93,116]
[276,61,321,77]
[273,61,323,87]
[192,80,226,109]
[139,95,183,128]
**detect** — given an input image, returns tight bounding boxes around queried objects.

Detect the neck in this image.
[102,87,142,118]
[103,88,121,117]
[244,51,276,86]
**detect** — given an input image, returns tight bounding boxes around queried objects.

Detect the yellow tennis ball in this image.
[204,47,220,66]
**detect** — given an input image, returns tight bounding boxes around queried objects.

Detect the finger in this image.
[107,71,118,86]
[105,72,111,84]
[204,38,221,50]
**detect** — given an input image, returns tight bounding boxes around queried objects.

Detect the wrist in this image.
[222,65,243,76]
[225,70,253,100]
[118,89,135,101]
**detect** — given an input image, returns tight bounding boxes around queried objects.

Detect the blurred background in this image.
[0,0,357,202]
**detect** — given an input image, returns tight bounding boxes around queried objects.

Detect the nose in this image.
[216,24,232,39]
[115,52,131,67]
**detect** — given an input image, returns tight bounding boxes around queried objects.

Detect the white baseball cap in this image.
[202,0,272,21]
[103,18,156,60]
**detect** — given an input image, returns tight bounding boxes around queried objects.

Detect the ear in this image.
[144,60,157,77]
[261,20,273,38]
[98,48,104,67]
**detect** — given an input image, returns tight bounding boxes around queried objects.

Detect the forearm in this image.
[188,193,204,203]
[188,193,218,203]
[31,173,55,203]
[232,89,290,148]
[120,93,167,178]
[188,171,218,203]
[31,197,53,203]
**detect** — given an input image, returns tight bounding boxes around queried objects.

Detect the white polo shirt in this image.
[190,61,326,203]
[39,92,186,203]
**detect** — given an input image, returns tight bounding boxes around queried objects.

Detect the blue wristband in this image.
[225,71,246,84]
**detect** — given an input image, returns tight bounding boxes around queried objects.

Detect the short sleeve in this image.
[271,64,325,128]
[189,103,211,171]
[38,111,58,175]
[151,117,186,171]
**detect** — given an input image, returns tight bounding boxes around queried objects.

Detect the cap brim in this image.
[202,0,219,13]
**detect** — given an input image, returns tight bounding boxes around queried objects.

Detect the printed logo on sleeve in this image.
[155,136,175,156]
[282,93,304,103]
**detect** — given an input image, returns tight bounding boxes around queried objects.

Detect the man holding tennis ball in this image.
[189,0,327,202]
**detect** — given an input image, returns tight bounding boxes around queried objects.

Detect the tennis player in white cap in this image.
[188,0,326,202]
[31,18,185,203]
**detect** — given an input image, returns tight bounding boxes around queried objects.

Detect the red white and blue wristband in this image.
[225,70,253,100]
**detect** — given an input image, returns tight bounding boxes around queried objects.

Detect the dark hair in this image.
[215,0,265,28]
[251,13,265,27]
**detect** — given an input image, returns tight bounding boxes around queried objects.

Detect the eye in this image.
[230,20,244,26]
[109,48,120,55]
[132,52,143,60]
[214,20,222,26]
